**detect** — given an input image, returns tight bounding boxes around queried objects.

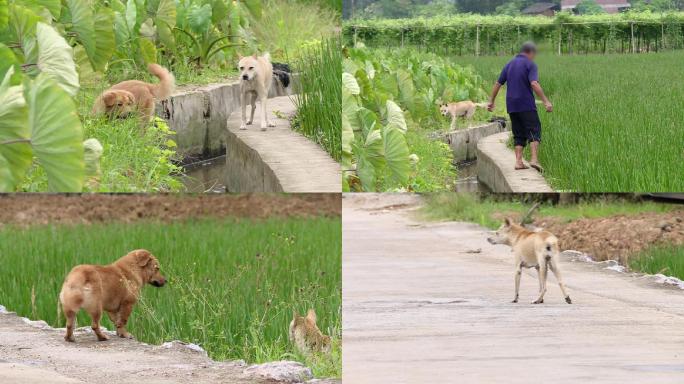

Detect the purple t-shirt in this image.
[497,54,539,113]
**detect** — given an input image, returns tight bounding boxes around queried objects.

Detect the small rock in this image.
[243,361,313,383]
[159,340,208,356]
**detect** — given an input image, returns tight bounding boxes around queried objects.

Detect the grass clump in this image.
[629,244,684,281]
[0,217,341,378]
[421,193,678,229]
[293,37,342,161]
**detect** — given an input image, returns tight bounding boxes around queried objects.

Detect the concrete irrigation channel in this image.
[342,194,684,384]
[440,121,553,192]
[159,77,340,193]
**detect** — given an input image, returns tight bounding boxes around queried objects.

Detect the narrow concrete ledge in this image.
[157,77,291,160]
[443,122,507,163]
[224,96,341,193]
[477,131,553,192]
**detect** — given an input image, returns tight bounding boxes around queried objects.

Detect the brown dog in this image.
[92,64,175,124]
[289,309,331,354]
[59,249,166,342]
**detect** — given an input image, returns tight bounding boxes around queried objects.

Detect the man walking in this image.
[488,42,552,172]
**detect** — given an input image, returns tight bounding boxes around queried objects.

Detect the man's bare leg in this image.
[529,141,543,172]
[514,145,527,170]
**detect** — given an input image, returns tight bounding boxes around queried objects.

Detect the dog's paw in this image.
[260,125,268,131]
[246,120,253,125]
[565,296,572,304]
[511,299,518,303]
[239,124,248,130]
[532,299,544,304]
[267,121,276,127]
[96,334,110,341]
[64,335,75,342]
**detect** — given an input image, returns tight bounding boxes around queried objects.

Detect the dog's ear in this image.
[103,92,117,107]
[252,53,258,59]
[237,53,244,59]
[504,217,512,227]
[133,249,152,267]
[306,309,317,323]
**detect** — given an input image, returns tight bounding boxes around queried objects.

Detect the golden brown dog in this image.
[92,64,175,124]
[289,309,331,354]
[59,249,166,342]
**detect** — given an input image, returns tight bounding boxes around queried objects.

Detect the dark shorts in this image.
[509,111,541,147]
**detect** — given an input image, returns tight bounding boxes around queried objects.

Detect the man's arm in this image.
[487,82,502,112]
[531,81,552,112]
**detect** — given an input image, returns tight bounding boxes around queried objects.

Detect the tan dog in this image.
[59,249,166,342]
[487,218,572,304]
[238,53,275,131]
[289,309,331,354]
[440,101,488,130]
[92,64,175,124]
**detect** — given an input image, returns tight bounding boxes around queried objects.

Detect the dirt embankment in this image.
[0,194,340,227]
[534,211,684,262]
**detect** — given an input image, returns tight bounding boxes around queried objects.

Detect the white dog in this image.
[238,53,277,131]
[487,218,572,304]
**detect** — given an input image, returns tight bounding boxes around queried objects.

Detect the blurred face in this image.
[238,56,258,81]
[136,251,166,287]
[103,91,135,117]
[487,219,512,245]
[440,104,449,117]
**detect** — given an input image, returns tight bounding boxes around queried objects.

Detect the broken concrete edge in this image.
[156,75,299,163]
[0,306,338,384]
[441,121,508,163]
[476,131,554,192]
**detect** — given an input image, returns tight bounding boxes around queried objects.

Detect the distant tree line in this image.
[342,0,684,19]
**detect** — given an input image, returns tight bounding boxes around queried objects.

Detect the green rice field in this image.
[0,217,341,377]
[457,51,684,192]
[630,244,684,281]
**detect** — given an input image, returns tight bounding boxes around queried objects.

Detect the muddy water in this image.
[181,156,227,193]
[454,160,490,193]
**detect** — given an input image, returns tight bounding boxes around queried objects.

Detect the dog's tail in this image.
[148,63,175,100]
[263,52,271,62]
[544,236,560,262]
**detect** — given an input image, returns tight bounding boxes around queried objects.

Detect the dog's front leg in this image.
[115,302,135,339]
[260,95,274,130]
[248,93,257,125]
[512,262,522,303]
[240,91,248,130]
[450,114,457,130]
[533,262,548,304]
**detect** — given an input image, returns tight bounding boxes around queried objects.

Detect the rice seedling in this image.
[629,244,684,281]
[0,217,341,377]
[293,36,342,161]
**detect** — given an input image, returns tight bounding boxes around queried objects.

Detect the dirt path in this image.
[343,194,684,384]
[0,309,332,384]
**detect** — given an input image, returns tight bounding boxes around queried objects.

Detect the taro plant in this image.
[342,72,410,192]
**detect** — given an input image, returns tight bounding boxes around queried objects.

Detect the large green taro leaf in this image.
[25,73,84,192]
[36,22,80,96]
[0,68,30,191]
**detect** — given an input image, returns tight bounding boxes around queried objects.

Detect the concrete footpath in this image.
[477,131,553,192]
[224,96,340,193]
[343,194,684,384]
